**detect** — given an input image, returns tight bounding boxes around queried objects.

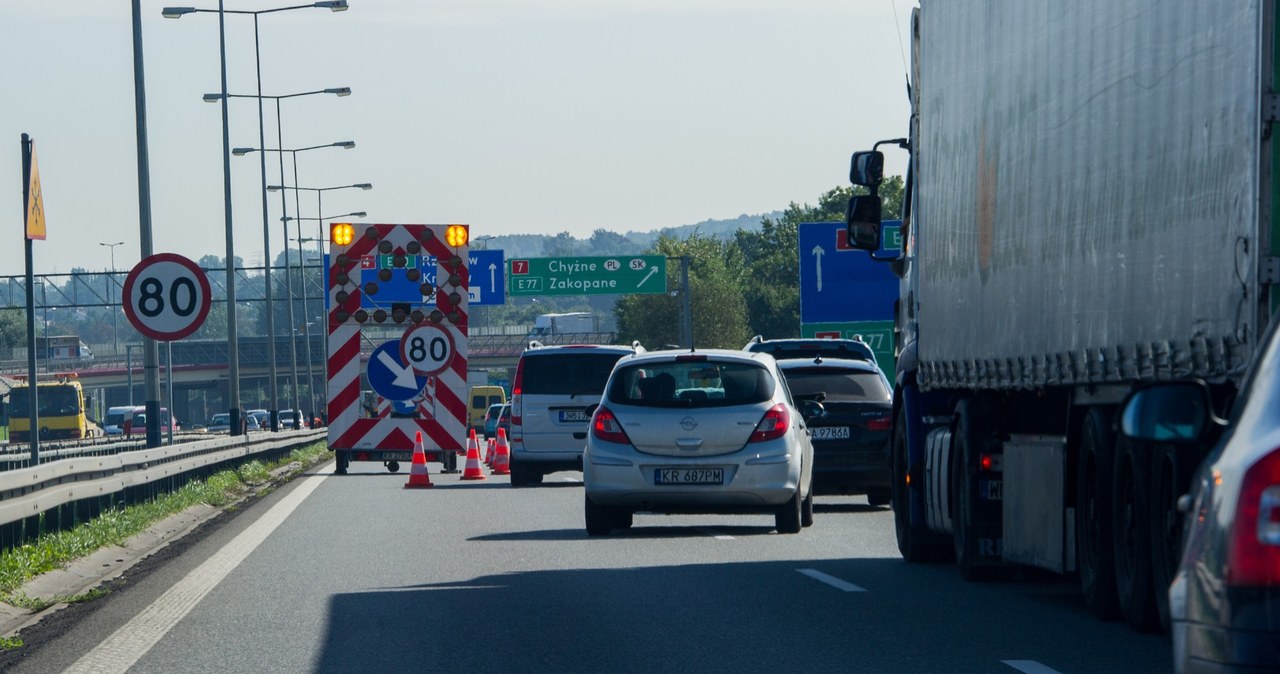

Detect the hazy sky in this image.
[2,0,914,276]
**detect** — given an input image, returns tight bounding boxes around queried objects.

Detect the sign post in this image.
[507,255,667,297]
[21,133,46,463]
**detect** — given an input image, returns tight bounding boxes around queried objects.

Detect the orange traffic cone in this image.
[461,430,487,481]
[404,431,434,489]
[493,428,511,475]
[484,437,496,466]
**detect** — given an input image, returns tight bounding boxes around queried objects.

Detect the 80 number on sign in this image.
[400,324,455,375]
[122,253,213,342]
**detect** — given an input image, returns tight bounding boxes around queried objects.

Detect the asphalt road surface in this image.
[2,461,1172,673]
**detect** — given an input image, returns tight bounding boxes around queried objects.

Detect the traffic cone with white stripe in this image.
[493,428,511,475]
[484,437,496,466]
[404,431,434,489]
[461,429,487,481]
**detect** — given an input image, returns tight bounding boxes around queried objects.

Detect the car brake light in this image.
[750,403,790,443]
[1227,447,1280,587]
[511,359,524,426]
[867,416,891,432]
[592,406,630,444]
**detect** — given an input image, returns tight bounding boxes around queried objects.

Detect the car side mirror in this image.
[850,150,884,188]
[1118,382,1219,443]
[846,195,882,251]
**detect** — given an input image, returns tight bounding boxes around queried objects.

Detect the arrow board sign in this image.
[367,340,430,402]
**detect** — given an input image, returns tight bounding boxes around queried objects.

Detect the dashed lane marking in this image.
[1002,661,1063,674]
[796,568,866,592]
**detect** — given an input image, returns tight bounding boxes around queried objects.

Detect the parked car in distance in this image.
[745,336,877,366]
[583,349,817,536]
[497,403,512,439]
[777,357,893,505]
[469,385,507,432]
[247,409,270,430]
[510,343,643,487]
[103,405,134,437]
[483,403,505,438]
[1119,320,1280,670]
[208,413,231,433]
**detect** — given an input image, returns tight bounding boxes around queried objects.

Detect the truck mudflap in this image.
[1001,435,1072,574]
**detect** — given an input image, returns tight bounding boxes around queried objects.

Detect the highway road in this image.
[2,461,1171,673]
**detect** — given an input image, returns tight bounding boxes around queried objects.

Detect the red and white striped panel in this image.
[327,224,469,454]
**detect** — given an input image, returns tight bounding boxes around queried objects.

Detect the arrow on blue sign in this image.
[368,340,429,402]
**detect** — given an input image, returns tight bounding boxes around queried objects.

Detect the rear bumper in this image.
[585,452,801,510]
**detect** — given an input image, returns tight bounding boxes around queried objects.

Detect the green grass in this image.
[0,636,22,651]
[0,442,329,602]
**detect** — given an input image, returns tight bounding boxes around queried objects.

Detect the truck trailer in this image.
[843,1,1276,632]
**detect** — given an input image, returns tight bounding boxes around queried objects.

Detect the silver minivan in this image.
[509,343,641,486]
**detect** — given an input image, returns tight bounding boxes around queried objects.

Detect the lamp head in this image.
[267,185,284,192]
[351,212,368,218]
[354,183,373,190]
[232,147,255,156]
[202,93,223,103]
[325,87,352,97]
[162,6,196,18]
[315,0,348,11]
[336,141,356,149]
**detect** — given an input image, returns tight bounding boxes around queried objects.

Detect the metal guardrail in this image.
[0,429,326,529]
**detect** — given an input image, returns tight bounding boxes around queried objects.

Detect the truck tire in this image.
[1112,437,1160,631]
[1076,408,1121,620]
[892,412,948,562]
[951,399,1009,581]
[1149,443,1185,632]
[335,450,349,475]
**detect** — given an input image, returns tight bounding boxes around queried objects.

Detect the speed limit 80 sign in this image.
[400,323,455,376]
[123,253,212,342]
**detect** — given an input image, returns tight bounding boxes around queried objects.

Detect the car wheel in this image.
[775,488,802,534]
[1077,407,1121,621]
[867,488,891,507]
[611,509,633,530]
[509,460,543,488]
[1112,436,1160,632]
[585,494,613,536]
[801,488,814,527]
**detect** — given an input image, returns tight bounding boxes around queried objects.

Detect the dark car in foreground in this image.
[1119,322,1280,672]
[777,357,893,505]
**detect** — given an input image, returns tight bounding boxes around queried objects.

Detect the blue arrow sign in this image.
[798,221,899,325]
[367,340,429,402]
[359,249,506,308]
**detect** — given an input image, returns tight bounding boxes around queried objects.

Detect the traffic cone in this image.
[484,437,496,466]
[493,428,511,475]
[404,431,434,489]
[461,430,487,481]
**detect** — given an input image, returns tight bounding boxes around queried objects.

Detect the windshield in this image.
[9,385,82,416]
[521,352,627,396]
[781,368,891,403]
[608,360,774,408]
[105,412,126,426]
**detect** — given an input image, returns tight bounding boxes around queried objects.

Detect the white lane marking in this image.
[796,568,866,592]
[1002,661,1063,674]
[64,469,330,674]
[696,528,735,540]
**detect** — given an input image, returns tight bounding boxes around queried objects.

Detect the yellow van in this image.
[468,386,506,431]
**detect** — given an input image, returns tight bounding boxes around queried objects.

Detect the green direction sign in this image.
[508,255,667,296]
[801,320,896,378]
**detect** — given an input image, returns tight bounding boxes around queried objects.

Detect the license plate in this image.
[559,410,590,422]
[655,468,724,485]
[811,426,850,440]
[981,479,1003,501]
[380,452,412,462]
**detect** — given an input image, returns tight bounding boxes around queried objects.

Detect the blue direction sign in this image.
[359,249,506,308]
[367,340,429,402]
[798,221,899,325]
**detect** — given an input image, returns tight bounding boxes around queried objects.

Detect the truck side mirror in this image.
[846,195,882,250]
[850,151,884,188]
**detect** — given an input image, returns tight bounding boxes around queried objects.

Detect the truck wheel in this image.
[584,494,613,536]
[892,412,948,562]
[386,461,400,474]
[335,450,349,475]
[1112,437,1160,631]
[951,399,1008,581]
[1077,408,1121,620]
[867,488,891,507]
[1148,444,1186,632]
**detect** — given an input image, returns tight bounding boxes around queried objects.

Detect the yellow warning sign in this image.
[25,142,46,241]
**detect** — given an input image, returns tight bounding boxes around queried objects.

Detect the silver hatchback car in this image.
[583,349,816,535]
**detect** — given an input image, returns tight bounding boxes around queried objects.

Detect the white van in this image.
[509,343,641,486]
[103,405,134,436]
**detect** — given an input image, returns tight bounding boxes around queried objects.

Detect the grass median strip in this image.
[0,443,330,625]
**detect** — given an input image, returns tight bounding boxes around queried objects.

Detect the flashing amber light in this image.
[446,224,469,247]
[905,473,911,486]
[331,222,355,246]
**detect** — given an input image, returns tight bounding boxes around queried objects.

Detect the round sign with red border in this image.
[122,253,213,342]
[400,323,455,375]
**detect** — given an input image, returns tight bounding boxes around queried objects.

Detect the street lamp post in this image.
[162,1,348,435]
[208,89,350,428]
[99,241,124,355]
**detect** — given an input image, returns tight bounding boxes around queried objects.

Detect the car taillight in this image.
[511,359,524,427]
[592,406,630,444]
[1227,447,1280,587]
[866,416,891,432]
[750,403,790,443]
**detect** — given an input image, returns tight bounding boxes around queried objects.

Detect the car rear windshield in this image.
[520,352,627,396]
[781,368,890,403]
[608,361,775,407]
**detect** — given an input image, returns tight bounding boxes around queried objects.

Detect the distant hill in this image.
[480,211,783,259]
